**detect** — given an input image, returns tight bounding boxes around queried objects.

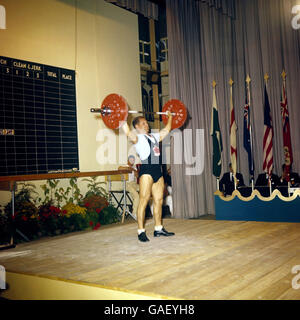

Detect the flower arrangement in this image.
[61,202,87,217]
[99,205,120,225]
[60,202,88,232]
[38,203,62,236]
[82,194,109,212]
[0,209,11,243]
[6,200,40,241]
[0,177,121,244]
[81,194,110,231]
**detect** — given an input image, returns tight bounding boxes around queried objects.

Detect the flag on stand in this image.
[229,79,237,179]
[280,73,293,180]
[263,85,274,176]
[243,77,254,178]
[210,81,223,178]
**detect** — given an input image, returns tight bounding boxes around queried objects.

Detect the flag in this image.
[210,83,223,178]
[263,85,273,176]
[229,82,237,178]
[280,79,293,180]
[243,83,254,177]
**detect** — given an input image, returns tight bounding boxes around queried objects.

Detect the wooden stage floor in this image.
[1,218,300,300]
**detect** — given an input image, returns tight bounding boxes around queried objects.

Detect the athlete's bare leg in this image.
[151,176,164,227]
[137,174,153,230]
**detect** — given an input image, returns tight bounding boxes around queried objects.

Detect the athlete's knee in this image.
[153,197,163,206]
[139,195,151,205]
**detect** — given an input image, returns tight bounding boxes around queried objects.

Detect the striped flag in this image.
[229,80,237,178]
[280,76,293,180]
[263,85,274,176]
[243,79,254,177]
[210,82,223,178]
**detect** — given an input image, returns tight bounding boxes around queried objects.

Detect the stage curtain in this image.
[105,0,158,20]
[166,0,300,217]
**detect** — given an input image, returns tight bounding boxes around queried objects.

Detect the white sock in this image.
[138,229,145,235]
[154,225,163,231]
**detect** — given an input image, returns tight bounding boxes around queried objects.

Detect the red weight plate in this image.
[162,99,187,129]
[101,93,128,129]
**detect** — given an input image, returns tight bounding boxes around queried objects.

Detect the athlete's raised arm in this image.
[122,122,138,144]
[159,111,173,142]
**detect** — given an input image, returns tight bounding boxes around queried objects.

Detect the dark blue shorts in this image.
[139,164,163,183]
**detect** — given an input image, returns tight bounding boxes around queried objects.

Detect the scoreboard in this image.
[0,56,79,176]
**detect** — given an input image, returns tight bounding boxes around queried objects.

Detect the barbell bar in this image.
[90,108,176,116]
[91,93,188,130]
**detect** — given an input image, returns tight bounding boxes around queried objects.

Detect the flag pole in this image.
[281,69,287,91]
[281,70,287,197]
[229,77,237,191]
[264,73,270,82]
[281,69,292,198]
[264,73,272,197]
[213,79,219,192]
[246,75,254,185]
[213,79,218,193]
[264,73,270,89]
[211,80,223,192]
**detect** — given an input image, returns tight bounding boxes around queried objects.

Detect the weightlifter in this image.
[122,113,175,242]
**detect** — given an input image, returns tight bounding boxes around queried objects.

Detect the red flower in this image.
[21,216,28,221]
[49,206,61,214]
[89,221,93,226]
[85,202,90,208]
[93,222,101,230]
[96,208,101,214]
[62,210,67,215]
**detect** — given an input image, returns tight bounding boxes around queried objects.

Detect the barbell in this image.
[90,93,188,130]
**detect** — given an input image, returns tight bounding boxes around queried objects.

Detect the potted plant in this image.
[4,183,39,242]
